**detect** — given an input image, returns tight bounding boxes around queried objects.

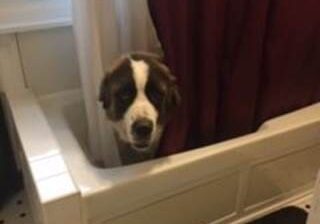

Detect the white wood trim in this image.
[0,0,72,34]
[0,34,27,95]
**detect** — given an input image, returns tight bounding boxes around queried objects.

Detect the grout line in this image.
[35,170,67,183]
[15,33,29,89]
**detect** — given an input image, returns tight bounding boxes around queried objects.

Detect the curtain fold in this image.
[148,0,320,156]
[72,0,160,166]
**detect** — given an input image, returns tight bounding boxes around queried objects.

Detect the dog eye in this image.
[149,90,164,103]
[119,92,131,101]
[118,89,133,102]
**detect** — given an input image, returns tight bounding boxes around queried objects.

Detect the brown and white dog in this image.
[99,53,180,165]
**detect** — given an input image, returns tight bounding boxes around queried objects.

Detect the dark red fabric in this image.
[148,0,320,156]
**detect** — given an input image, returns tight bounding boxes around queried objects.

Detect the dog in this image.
[99,52,180,165]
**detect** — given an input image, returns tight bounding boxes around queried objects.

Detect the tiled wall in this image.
[17,27,80,96]
[0,27,80,97]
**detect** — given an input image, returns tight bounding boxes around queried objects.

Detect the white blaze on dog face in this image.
[123,59,158,149]
[99,53,180,153]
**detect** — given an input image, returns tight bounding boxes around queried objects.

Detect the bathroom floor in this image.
[0,191,34,224]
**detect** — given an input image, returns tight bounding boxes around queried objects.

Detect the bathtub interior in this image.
[35,89,320,224]
[38,90,189,190]
[39,89,89,155]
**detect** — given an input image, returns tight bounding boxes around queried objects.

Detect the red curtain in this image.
[148,0,320,156]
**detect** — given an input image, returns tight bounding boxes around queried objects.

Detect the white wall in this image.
[0,26,80,97]
[17,27,80,96]
[0,34,26,95]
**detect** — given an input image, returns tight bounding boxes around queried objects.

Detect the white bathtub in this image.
[5,89,320,224]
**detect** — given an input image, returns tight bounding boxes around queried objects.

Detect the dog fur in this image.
[99,52,180,165]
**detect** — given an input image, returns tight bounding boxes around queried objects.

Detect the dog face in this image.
[99,53,180,152]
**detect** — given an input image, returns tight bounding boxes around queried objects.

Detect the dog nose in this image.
[132,119,153,138]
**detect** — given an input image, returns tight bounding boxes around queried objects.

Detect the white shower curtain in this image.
[72,0,159,167]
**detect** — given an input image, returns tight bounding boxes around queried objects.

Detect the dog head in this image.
[99,53,180,152]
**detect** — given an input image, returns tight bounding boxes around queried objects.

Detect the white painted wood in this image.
[103,174,239,224]
[0,0,72,34]
[17,27,81,96]
[0,34,27,95]
[245,146,320,209]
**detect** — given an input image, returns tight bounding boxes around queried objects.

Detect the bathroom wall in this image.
[0,26,80,97]
[17,27,80,96]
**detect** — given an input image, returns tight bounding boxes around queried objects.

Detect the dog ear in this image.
[168,83,181,112]
[159,66,181,114]
[99,74,111,109]
[163,72,181,116]
[99,56,129,109]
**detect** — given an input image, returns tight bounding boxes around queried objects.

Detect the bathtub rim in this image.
[38,89,320,192]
